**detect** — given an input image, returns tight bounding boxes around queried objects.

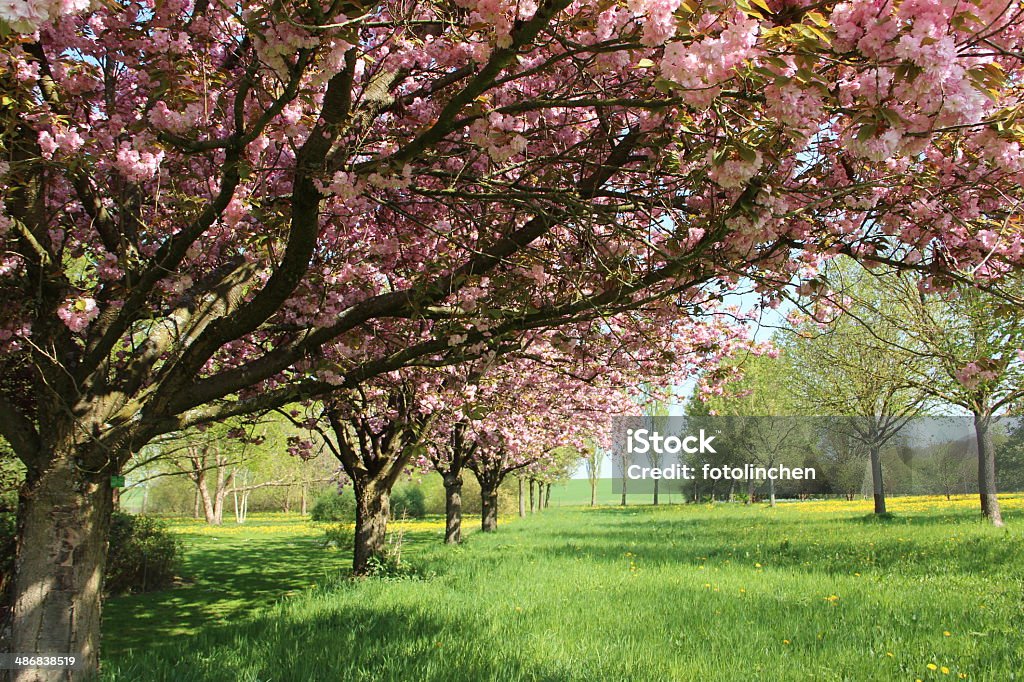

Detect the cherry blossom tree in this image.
[3,0,1024,675]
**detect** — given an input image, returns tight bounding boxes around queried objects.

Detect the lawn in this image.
[102,497,1024,681]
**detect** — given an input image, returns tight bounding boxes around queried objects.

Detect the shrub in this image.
[389,485,426,518]
[105,512,180,595]
[310,490,355,522]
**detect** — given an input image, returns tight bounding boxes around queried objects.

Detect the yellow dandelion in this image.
[782,639,790,645]
[941,667,950,675]
[886,652,894,658]
[943,631,951,637]
[928,663,938,671]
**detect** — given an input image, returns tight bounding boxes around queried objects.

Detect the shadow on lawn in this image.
[103,533,351,655]
[504,506,1023,579]
[104,597,578,682]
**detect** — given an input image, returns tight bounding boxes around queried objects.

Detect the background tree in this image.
[781,265,928,514]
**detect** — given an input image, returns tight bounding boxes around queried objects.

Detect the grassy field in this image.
[102,497,1024,681]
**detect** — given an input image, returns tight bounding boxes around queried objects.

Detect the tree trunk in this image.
[197,475,217,525]
[974,412,1004,526]
[746,479,754,505]
[481,484,499,532]
[443,473,463,544]
[769,476,776,507]
[869,443,886,514]
[590,477,597,507]
[300,483,308,516]
[544,482,551,508]
[653,477,659,506]
[536,483,544,512]
[728,480,735,502]
[9,452,113,681]
[528,479,535,513]
[518,478,526,517]
[352,480,391,575]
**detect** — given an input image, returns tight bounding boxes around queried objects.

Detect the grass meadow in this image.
[102,496,1024,681]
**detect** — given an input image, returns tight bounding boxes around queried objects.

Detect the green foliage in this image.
[105,513,181,595]
[309,490,356,522]
[390,484,426,519]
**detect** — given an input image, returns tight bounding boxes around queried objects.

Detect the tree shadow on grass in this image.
[104,596,582,682]
[102,533,351,656]
[506,506,1024,580]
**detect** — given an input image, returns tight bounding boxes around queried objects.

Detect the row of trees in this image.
[681,259,1024,522]
[4,0,1024,677]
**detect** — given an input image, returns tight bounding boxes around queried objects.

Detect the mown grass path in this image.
[103,498,1024,681]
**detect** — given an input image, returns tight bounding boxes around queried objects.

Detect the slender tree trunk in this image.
[728,480,735,502]
[544,482,551,508]
[536,483,544,512]
[443,473,463,544]
[300,483,308,516]
[590,476,597,507]
[620,475,627,506]
[481,483,499,532]
[192,488,200,519]
[746,479,754,505]
[528,479,535,513]
[352,480,391,575]
[869,443,886,514]
[769,476,776,507]
[653,477,659,506]
[974,412,1004,526]
[198,476,217,525]
[9,451,113,682]
[518,477,526,517]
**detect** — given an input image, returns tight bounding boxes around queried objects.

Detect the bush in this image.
[310,490,355,522]
[390,484,426,518]
[106,512,180,595]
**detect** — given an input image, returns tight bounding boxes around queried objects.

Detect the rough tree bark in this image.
[9,449,114,682]
[481,482,499,532]
[352,479,391,572]
[443,472,463,544]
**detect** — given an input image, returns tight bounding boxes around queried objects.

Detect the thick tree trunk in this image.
[443,473,463,544]
[518,478,526,517]
[481,484,499,532]
[974,412,1004,526]
[9,452,113,682]
[869,443,886,515]
[352,481,391,575]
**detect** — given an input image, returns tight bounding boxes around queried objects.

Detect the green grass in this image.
[102,500,1024,681]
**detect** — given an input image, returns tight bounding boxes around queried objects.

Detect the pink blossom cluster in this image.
[0,0,88,33]
[56,296,98,332]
